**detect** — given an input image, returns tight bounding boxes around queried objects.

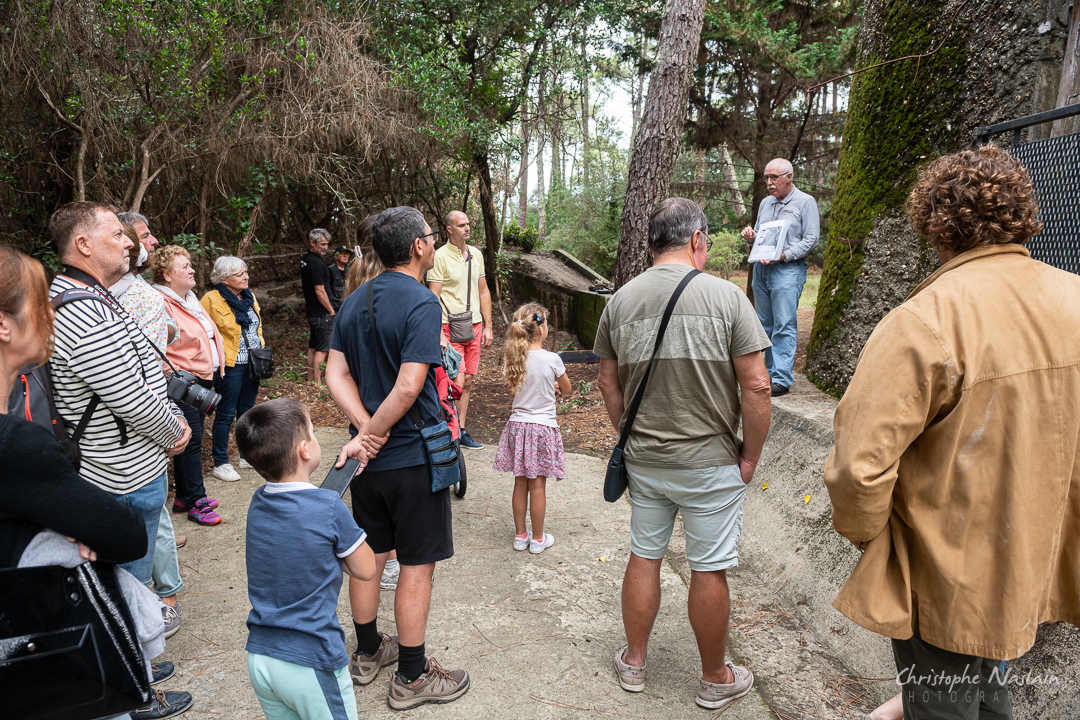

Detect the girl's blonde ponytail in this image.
[503,302,547,394]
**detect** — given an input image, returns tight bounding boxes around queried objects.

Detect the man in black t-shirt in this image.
[327,245,350,311]
[300,228,334,384]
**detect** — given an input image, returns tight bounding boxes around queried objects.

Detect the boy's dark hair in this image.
[235,398,312,481]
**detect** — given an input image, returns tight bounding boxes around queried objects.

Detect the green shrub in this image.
[503,222,539,253]
[705,231,745,279]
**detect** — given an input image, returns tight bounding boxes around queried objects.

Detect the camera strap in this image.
[59,266,179,375]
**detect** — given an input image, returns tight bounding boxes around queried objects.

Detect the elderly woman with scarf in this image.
[201,256,266,483]
[152,246,225,526]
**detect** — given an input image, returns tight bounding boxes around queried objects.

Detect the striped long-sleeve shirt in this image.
[49,275,184,494]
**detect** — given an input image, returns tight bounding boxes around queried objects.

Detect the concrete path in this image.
[162,429,776,719]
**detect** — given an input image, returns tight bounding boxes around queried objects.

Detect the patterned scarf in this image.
[215,284,255,328]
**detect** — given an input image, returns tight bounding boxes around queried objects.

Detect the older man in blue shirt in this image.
[740,159,820,396]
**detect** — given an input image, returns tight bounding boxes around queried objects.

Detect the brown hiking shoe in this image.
[387,657,470,711]
[349,633,399,686]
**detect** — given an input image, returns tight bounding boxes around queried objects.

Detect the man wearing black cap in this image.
[328,245,350,312]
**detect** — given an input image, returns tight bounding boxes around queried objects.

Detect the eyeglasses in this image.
[420,230,440,243]
[764,172,791,181]
[701,231,713,253]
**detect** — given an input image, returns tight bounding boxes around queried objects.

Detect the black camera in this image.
[166,368,221,414]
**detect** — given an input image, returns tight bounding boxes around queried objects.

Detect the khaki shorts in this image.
[626,462,747,572]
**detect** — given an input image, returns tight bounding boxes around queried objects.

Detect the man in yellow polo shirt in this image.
[427,210,492,449]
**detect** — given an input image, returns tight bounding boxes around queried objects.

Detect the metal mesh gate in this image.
[1007,132,1080,275]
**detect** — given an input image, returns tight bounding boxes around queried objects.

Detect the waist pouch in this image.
[420,422,460,493]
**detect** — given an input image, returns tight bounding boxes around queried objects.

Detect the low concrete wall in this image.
[506,253,609,348]
[750,404,1080,717]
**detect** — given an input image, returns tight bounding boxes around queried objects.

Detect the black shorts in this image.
[349,463,453,565]
[308,315,335,351]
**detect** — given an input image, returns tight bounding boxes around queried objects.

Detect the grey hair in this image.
[648,198,707,254]
[766,158,794,176]
[308,228,331,245]
[116,211,149,228]
[372,207,427,268]
[210,256,248,284]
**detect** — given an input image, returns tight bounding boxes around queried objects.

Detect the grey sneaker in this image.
[238,457,254,470]
[349,633,399,686]
[614,645,645,692]
[162,603,181,639]
[695,662,754,709]
[387,657,469,710]
[380,560,400,590]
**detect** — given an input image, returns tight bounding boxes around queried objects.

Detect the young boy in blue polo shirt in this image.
[237,398,376,720]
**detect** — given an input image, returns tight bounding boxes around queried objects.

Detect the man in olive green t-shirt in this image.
[595,197,772,709]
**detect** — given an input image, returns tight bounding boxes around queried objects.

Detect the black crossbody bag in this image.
[440,253,475,343]
[604,269,700,502]
[367,283,460,492]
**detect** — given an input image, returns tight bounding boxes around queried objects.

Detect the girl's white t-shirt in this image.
[508,349,566,428]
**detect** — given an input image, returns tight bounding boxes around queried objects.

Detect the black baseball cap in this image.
[334,245,350,256]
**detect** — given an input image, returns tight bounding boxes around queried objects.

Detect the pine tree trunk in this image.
[581,34,590,189]
[518,114,529,227]
[537,56,547,243]
[631,35,646,144]
[720,144,746,217]
[473,149,501,299]
[614,0,708,288]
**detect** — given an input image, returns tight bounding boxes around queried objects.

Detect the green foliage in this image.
[558,379,592,413]
[704,231,744,279]
[808,0,965,362]
[502,222,539,253]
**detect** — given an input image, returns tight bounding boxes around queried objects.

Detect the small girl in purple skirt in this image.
[493,303,572,554]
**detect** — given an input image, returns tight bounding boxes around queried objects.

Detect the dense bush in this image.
[502,222,540,253]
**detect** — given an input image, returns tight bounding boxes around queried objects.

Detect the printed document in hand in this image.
[749,218,790,263]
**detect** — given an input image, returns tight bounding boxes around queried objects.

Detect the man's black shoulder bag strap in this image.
[366,282,424,430]
[604,268,701,502]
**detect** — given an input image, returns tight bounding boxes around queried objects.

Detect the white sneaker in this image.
[514,532,530,551]
[213,463,241,482]
[529,533,554,554]
[238,457,254,470]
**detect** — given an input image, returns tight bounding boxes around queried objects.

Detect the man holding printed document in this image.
[740,158,819,397]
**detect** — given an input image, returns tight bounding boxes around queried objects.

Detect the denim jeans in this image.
[115,471,167,585]
[212,363,260,466]
[751,259,807,388]
[174,397,209,504]
[151,503,183,597]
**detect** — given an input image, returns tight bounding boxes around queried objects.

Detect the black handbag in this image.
[367,283,461,493]
[0,562,152,720]
[604,269,701,502]
[242,331,275,381]
[439,253,476,343]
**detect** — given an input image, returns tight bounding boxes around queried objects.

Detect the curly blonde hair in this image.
[150,245,191,285]
[503,303,547,394]
[907,145,1042,254]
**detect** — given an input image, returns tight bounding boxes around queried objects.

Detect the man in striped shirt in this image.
[47,202,190,590]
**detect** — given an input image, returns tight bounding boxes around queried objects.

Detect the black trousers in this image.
[892,619,1013,720]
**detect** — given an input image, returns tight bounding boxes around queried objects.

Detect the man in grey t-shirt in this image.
[740,158,819,396]
[595,197,772,709]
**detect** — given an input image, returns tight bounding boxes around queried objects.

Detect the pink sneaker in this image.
[188,507,222,526]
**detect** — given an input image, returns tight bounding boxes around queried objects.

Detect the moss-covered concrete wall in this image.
[508,268,609,349]
[806,0,1071,395]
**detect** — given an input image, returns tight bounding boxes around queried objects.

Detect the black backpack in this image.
[7,288,131,472]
